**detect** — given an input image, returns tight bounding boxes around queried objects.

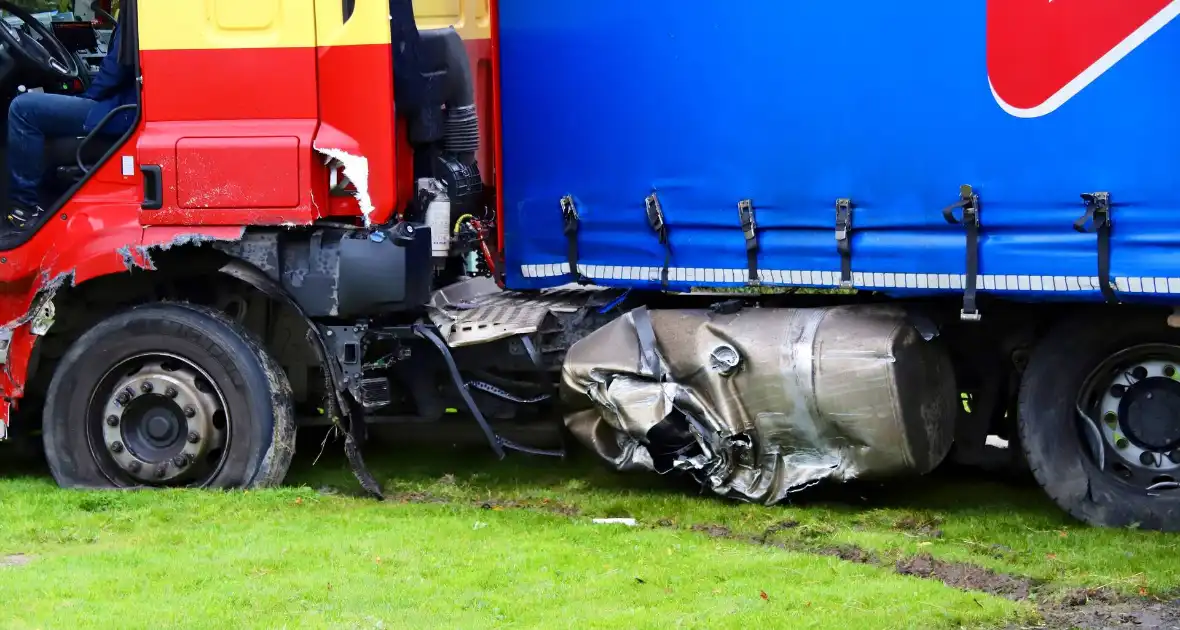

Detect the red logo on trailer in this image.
[987,0,1180,117]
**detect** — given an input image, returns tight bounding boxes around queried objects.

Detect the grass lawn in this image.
[0,431,1175,629]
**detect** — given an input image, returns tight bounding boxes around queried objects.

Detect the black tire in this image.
[1018,310,1180,531]
[43,302,296,489]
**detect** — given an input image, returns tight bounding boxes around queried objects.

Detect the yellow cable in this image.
[453,213,475,234]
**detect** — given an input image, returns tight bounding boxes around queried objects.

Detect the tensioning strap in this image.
[645,192,672,287]
[737,199,760,285]
[1074,192,1117,304]
[560,195,587,284]
[835,198,853,287]
[942,185,982,321]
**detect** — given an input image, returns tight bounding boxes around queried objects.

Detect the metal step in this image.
[428,277,621,347]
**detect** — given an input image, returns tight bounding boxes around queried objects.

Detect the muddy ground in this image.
[687,516,1178,630]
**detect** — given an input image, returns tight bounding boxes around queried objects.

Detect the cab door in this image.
[313,0,400,224]
[136,0,321,225]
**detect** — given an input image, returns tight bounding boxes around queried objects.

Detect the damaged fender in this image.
[216,257,385,498]
[216,258,350,419]
[0,211,156,429]
[561,305,958,502]
[0,225,254,435]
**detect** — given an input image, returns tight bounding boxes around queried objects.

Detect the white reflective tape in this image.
[514,263,1180,297]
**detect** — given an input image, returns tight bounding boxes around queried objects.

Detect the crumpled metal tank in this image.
[561,304,958,502]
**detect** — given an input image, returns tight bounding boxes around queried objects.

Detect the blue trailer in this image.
[481,0,1180,530]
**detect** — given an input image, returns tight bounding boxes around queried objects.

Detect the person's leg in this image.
[7,93,95,225]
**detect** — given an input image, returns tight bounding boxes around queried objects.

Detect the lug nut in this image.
[172,455,188,468]
[110,441,124,453]
[1111,384,1126,398]
[1115,437,1130,450]
[1132,366,1149,381]
[1140,452,1156,466]
[1165,365,1177,378]
[129,461,142,472]
[165,387,178,399]
[115,390,132,405]
[184,406,196,418]
[105,415,119,427]
[187,431,201,444]
[1104,412,1118,427]
[1169,450,1180,464]
[155,467,167,479]
[140,382,154,393]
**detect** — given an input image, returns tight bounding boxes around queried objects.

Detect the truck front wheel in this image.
[1018,311,1180,531]
[43,303,296,490]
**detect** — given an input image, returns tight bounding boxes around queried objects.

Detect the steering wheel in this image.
[0,1,81,81]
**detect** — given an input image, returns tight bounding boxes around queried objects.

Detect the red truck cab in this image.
[0,0,500,491]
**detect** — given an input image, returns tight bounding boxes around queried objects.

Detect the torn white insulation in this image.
[315,147,375,224]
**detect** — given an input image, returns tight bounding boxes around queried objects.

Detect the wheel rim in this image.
[1077,343,1180,493]
[88,352,230,486]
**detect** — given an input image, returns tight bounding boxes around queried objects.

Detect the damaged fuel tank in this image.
[561,305,958,503]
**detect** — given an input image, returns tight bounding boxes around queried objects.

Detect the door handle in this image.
[141,164,163,210]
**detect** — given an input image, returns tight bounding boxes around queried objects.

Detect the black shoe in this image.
[7,204,44,230]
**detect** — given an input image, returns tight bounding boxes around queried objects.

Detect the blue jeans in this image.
[8,92,96,208]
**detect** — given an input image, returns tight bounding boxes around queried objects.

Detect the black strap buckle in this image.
[645,192,666,234]
[560,195,587,283]
[561,195,579,233]
[646,192,672,287]
[1075,192,1117,303]
[737,199,759,285]
[835,198,853,287]
[1075,192,1111,233]
[943,185,980,227]
[943,185,982,322]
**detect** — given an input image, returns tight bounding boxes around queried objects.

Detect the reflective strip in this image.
[519,263,1169,294]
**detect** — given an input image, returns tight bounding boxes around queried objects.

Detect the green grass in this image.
[295,445,1178,596]
[0,437,1175,629]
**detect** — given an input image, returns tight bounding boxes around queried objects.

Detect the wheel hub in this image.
[1119,377,1180,452]
[121,396,186,461]
[1094,355,1180,485]
[98,357,227,484]
[146,414,175,442]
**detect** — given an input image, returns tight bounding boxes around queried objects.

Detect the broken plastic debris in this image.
[592,518,638,526]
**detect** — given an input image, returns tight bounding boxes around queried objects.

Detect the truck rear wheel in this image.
[1018,311,1180,531]
[43,303,296,490]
